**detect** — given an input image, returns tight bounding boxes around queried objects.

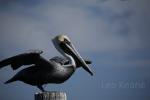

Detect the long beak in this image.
[60,42,93,76]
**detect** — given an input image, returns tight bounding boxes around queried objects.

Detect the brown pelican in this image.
[0,35,93,92]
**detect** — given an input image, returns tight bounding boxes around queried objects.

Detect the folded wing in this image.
[50,56,92,67]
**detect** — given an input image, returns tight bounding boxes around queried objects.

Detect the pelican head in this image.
[52,34,93,76]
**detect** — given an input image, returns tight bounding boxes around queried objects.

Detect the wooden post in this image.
[35,91,67,100]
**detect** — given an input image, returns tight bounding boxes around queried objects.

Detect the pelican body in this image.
[0,35,93,92]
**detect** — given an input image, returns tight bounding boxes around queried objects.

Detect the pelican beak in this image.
[60,42,93,76]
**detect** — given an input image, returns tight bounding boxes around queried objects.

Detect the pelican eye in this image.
[64,38,71,44]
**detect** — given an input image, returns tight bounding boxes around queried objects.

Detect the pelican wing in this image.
[50,56,68,65]
[0,50,49,70]
[50,56,92,67]
[75,58,92,67]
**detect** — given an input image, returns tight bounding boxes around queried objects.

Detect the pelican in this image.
[0,35,93,92]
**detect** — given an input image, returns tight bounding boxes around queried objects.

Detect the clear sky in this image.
[0,0,150,100]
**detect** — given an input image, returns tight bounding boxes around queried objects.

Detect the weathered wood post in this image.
[35,91,67,100]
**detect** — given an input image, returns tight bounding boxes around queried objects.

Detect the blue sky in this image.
[0,0,150,100]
